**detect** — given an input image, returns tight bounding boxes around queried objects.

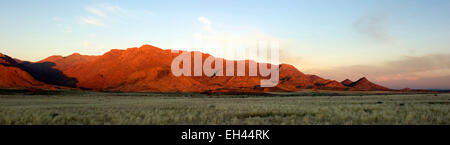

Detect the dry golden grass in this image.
[0,91,448,125]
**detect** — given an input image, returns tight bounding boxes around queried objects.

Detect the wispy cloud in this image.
[86,3,124,17]
[198,16,213,33]
[85,7,106,17]
[353,12,395,44]
[79,17,104,26]
[78,3,153,27]
[78,3,125,26]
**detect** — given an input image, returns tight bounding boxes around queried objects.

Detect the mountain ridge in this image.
[0,53,54,89]
[0,45,391,92]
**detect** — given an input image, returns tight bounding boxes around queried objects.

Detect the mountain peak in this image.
[70,53,81,56]
[342,78,352,81]
[138,44,164,52]
[139,44,156,48]
[322,80,348,90]
[356,77,368,81]
[0,53,18,66]
[0,52,7,57]
[349,77,390,91]
[341,79,354,86]
[140,44,156,48]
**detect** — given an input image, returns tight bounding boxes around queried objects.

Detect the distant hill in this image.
[341,79,354,86]
[347,77,390,91]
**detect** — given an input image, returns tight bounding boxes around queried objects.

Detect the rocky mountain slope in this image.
[0,45,390,92]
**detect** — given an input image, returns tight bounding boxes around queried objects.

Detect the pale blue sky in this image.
[1,0,449,88]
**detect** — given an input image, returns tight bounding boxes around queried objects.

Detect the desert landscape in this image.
[0,45,449,125]
[1,0,450,126]
[0,90,448,125]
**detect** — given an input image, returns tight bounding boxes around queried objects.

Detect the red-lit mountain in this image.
[0,53,51,89]
[345,77,390,91]
[0,45,390,92]
[341,79,354,86]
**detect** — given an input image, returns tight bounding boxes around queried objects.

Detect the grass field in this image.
[0,90,448,125]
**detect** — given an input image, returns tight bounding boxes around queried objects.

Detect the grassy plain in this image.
[0,90,448,125]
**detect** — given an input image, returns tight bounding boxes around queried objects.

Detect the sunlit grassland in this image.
[0,91,448,125]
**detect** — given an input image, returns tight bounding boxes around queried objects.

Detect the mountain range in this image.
[0,45,390,92]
